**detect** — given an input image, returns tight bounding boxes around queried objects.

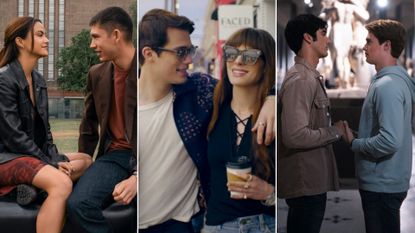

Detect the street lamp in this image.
[377,0,388,19]
[304,0,313,8]
[377,0,388,8]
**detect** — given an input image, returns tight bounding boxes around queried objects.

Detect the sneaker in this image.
[16,184,37,206]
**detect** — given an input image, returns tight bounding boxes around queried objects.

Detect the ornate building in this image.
[0,0,135,87]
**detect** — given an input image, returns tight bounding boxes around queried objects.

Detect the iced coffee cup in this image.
[226,161,252,197]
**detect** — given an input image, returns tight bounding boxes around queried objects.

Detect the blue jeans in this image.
[192,209,205,233]
[140,219,193,233]
[360,189,407,233]
[285,193,327,233]
[202,214,275,233]
[66,150,133,233]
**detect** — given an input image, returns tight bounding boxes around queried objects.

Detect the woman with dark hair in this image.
[203,28,275,233]
[0,17,92,233]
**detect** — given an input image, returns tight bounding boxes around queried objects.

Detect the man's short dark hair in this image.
[365,19,406,58]
[139,9,194,65]
[90,6,133,42]
[284,14,327,55]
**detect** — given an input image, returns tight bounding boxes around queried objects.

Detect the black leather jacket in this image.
[0,60,67,167]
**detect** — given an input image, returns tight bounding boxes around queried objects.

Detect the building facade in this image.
[0,0,134,88]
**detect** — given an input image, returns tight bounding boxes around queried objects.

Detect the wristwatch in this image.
[261,185,275,206]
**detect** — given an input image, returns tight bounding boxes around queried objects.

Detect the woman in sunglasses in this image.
[0,17,92,233]
[203,28,275,233]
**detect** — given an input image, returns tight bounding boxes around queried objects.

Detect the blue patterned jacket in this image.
[172,72,217,200]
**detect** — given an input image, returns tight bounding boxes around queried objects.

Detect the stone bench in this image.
[0,198,136,233]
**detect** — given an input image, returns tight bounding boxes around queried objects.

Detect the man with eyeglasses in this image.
[278,14,347,233]
[139,9,275,233]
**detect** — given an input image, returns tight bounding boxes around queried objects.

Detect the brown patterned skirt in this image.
[0,156,46,196]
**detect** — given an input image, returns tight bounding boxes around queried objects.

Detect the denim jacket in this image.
[172,72,217,200]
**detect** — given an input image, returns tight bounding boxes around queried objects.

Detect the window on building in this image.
[48,0,55,81]
[18,0,24,16]
[38,0,45,75]
[58,0,65,76]
[28,0,34,17]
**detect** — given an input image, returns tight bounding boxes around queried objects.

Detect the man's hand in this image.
[333,120,346,138]
[342,121,355,145]
[252,96,275,145]
[113,175,137,205]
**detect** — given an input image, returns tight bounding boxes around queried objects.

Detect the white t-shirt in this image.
[139,91,199,229]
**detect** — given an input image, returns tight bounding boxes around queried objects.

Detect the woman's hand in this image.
[227,174,274,200]
[58,161,73,177]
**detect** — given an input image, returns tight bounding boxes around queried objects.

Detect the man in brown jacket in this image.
[66,7,137,233]
[277,14,346,233]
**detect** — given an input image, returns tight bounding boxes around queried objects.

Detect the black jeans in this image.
[360,189,407,233]
[285,193,327,233]
[140,219,193,233]
[66,150,134,233]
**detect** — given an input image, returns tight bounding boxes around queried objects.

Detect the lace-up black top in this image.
[206,104,275,225]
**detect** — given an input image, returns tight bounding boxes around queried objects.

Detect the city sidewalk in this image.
[277,135,415,233]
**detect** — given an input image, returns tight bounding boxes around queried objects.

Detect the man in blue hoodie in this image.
[343,19,415,233]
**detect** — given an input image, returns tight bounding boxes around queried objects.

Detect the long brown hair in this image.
[208,28,275,180]
[0,17,41,67]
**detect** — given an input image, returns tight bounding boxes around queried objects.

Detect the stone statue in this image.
[321,0,369,89]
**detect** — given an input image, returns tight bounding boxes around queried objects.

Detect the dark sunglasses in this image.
[223,45,262,65]
[157,45,198,61]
